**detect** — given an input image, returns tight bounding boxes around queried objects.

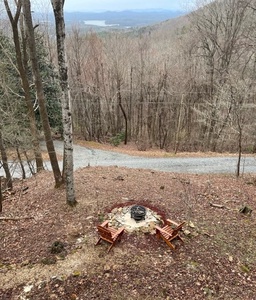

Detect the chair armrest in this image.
[112,227,125,239]
[101,220,109,228]
[166,219,179,226]
[155,225,169,235]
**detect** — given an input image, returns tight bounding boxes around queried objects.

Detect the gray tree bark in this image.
[0,129,13,190]
[22,0,63,187]
[51,0,76,205]
[3,0,44,173]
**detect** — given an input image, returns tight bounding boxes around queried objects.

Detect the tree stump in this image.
[239,206,252,215]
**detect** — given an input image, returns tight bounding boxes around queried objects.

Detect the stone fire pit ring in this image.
[107,205,164,234]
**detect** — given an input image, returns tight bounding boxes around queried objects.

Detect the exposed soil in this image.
[1,145,256,299]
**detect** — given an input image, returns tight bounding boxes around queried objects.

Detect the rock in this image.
[148,221,156,230]
[112,208,118,214]
[104,264,111,273]
[141,227,149,233]
[188,221,195,228]
[183,229,191,236]
[23,284,33,293]
[107,205,163,234]
[73,270,81,277]
[37,281,47,289]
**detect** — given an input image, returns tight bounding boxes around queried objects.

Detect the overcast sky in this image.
[61,0,194,12]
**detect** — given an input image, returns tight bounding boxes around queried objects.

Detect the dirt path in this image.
[1,243,102,290]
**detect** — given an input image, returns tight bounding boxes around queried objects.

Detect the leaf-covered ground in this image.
[1,157,256,299]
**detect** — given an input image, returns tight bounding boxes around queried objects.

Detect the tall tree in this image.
[3,0,44,173]
[51,0,76,205]
[190,0,253,151]
[0,128,12,190]
[21,0,63,187]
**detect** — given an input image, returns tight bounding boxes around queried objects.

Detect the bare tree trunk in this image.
[236,110,243,178]
[22,0,63,187]
[174,94,184,154]
[0,177,2,212]
[117,77,128,144]
[0,130,13,190]
[51,0,76,206]
[236,131,242,178]
[16,147,26,179]
[3,0,44,173]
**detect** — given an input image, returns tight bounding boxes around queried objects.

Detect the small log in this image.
[210,202,225,209]
[202,232,213,238]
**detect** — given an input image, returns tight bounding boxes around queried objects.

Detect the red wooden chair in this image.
[95,220,125,253]
[155,219,185,250]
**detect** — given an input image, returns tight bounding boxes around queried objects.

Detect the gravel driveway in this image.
[49,140,256,175]
[1,140,256,178]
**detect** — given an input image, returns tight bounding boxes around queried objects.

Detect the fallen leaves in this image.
[0,167,256,299]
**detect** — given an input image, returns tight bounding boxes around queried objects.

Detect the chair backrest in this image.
[97,226,113,241]
[172,222,185,235]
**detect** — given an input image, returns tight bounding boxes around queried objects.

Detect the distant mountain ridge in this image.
[34,9,185,29]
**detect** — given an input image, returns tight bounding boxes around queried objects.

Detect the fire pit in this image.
[130,205,146,222]
[108,205,163,233]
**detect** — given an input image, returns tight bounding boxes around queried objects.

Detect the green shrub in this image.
[110,132,125,147]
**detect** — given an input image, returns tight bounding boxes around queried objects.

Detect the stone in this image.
[188,221,195,228]
[141,227,149,233]
[107,205,163,234]
[23,284,33,293]
[104,264,111,272]
[148,221,156,230]
[183,229,191,236]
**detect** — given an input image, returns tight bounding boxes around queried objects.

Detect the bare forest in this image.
[62,0,256,153]
[1,1,256,299]
[0,0,256,160]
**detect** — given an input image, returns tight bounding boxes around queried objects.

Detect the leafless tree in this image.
[0,128,12,190]
[3,0,44,172]
[22,0,63,187]
[50,0,76,206]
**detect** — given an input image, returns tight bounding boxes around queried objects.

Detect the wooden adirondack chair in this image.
[95,220,125,253]
[155,219,185,250]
